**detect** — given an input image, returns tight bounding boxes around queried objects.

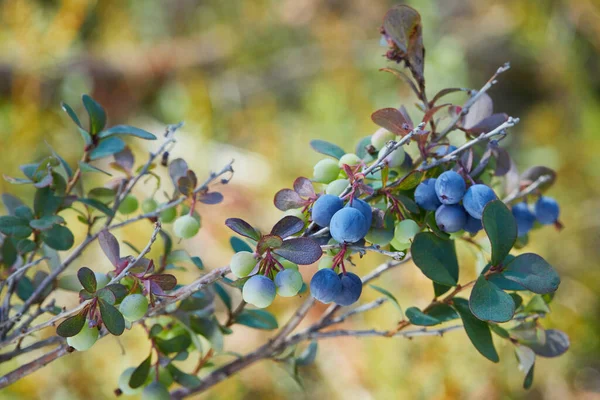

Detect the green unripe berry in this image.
[119,367,143,395]
[174,215,200,239]
[313,159,340,183]
[119,294,149,322]
[326,179,349,196]
[142,381,170,400]
[279,260,298,270]
[159,205,177,223]
[338,153,361,168]
[275,269,303,297]
[230,251,257,278]
[67,320,99,351]
[95,272,110,290]
[366,227,394,246]
[378,147,405,168]
[390,237,410,251]
[285,208,306,220]
[371,129,395,150]
[141,198,158,213]
[118,195,139,215]
[394,219,421,243]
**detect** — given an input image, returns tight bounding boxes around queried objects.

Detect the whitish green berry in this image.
[67,320,99,351]
[118,195,139,215]
[242,275,276,308]
[119,294,149,322]
[159,205,177,223]
[174,215,200,239]
[95,272,110,290]
[275,269,303,297]
[378,147,405,168]
[390,237,410,251]
[279,260,298,270]
[366,227,394,246]
[142,381,170,400]
[326,179,349,196]
[141,198,158,213]
[119,367,144,395]
[230,251,257,278]
[313,159,340,183]
[371,129,395,150]
[338,153,361,167]
[394,219,421,243]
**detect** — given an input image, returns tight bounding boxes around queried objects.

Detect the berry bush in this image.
[0,5,567,397]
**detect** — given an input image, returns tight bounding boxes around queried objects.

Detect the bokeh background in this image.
[1,0,599,399]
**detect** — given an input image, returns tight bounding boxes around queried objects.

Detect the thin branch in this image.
[307,325,462,340]
[320,244,405,260]
[502,175,552,204]
[0,343,69,388]
[109,222,161,284]
[0,336,63,363]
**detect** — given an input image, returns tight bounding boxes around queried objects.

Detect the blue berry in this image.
[463,184,497,219]
[464,215,482,234]
[330,208,369,243]
[242,275,276,308]
[534,196,560,225]
[415,178,441,211]
[512,203,536,237]
[311,194,343,227]
[347,198,373,227]
[310,268,342,303]
[334,272,363,306]
[434,145,457,157]
[435,171,466,204]
[435,204,467,233]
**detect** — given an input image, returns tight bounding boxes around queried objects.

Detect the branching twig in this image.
[503,175,552,204]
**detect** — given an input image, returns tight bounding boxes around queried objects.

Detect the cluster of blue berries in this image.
[311,194,373,243]
[414,170,497,234]
[511,196,561,237]
[310,269,363,306]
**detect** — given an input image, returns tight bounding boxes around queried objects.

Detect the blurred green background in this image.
[1,0,599,399]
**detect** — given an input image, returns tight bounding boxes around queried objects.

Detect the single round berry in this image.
[66,320,99,351]
[285,208,306,220]
[365,226,394,246]
[378,147,405,168]
[118,195,139,215]
[173,215,200,239]
[435,171,466,204]
[463,184,497,219]
[118,367,144,395]
[347,198,373,228]
[435,204,467,233]
[313,159,340,183]
[464,215,483,234]
[334,272,363,306]
[310,268,342,303]
[119,294,149,322]
[371,129,395,150]
[394,219,420,243]
[390,237,410,251]
[142,381,170,400]
[230,251,257,278]
[94,272,110,290]
[311,194,344,227]
[415,178,442,211]
[326,179,349,196]
[159,205,177,223]
[512,203,536,237]
[275,268,303,297]
[141,198,158,214]
[434,144,458,157]
[330,208,369,243]
[534,196,560,225]
[338,153,361,167]
[242,275,276,308]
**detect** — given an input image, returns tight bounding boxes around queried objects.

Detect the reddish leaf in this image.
[225,218,261,241]
[371,108,412,136]
[98,230,120,267]
[274,189,306,211]
[293,177,315,198]
[430,88,467,106]
[463,93,493,129]
[169,158,188,187]
[379,67,419,97]
[519,166,556,192]
[199,192,223,205]
[257,234,284,254]
[148,274,177,291]
[177,176,194,196]
[422,104,451,125]
[274,237,322,265]
[186,170,198,189]
[113,147,134,172]
[466,113,508,135]
[271,216,304,238]
[493,147,511,177]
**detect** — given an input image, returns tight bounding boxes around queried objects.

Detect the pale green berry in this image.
[378,147,405,168]
[119,294,149,322]
[326,179,349,196]
[95,272,110,290]
[371,129,395,150]
[365,227,394,246]
[285,208,306,220]
[394,219,421,243]
[118,195,139,215]
[275,269,303,297]
[173,215,200,239]
[242,275,276,308]
[338,153,361,168]
[142,381,170,400]
[390,237,410,251]
[145,368,173,388]
[313,159,340,183]
[279,260,298,270]
[119,367,144,395]
[159,205,177,223]
[67,321,99,351]
[230,251,257,278]
[141,198,158,213]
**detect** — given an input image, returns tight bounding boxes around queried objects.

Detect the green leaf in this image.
[98,299,125,335]
[16,238,36,254]
[405,307,441,326]
[526,329,569,358]
[61,102,82,128]
[167,364,202,388]
[482,200,517,266]
[355,136,374,160]
[411,232,458,286]
[155,334,192,354]
[433,282,452,297]
[96,287,116,304]
[453,298,499,362]
[309,139,346,159]
[82,94,106,134]
[129,354,152,389]
[33,187,62,217]
[426,303,459,322]
[77,127,93,146]
[189,316,224,351]
[502,253,560,294]
[16,276,34,301]
[230,236,253,253]
[41,225,74,251]
[469,276,515,323]
[396,170,424,190]
[0,216,33,238]
[515,345,536,389]
[56,313,86,337]
[523,295,550,314]
[213,283,232,311]
[523,362,535,389]
[77,267,97,293]
[2,238,18,266]
[235,309,278,330]
[89,137,126,160]
[79,161,112,176]
[29,215,64,231]
[296,341,318,366]
[76,198,115,217]
[98,125,157,140]
[2,193,25,215]
[369,285,403,316]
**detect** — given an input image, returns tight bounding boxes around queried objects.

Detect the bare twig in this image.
[320,244,405,260]
[503,175,552,204]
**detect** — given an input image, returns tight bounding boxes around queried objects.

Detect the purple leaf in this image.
[274,238,322,265]
[382,5,424,83]
[148,274,177,291]
[257,234,283,254]
[199,192,223,205]
[99,230,120,267]
[34,173,53,188]
[274,189,306,211]
[186,170,198,189]
[466,113,508,135]
[463,93,493,129]
[493,147,511,177]
[371,108,411,136]
[169,158,188,187]
[113,147,134,172]
[225,218,261,241]
[177,176,194,196]
[460,149,474,173]
[270,216,304,238]
[293,177,315,198]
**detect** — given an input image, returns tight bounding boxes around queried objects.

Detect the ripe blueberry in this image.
[330,208,369,243]
[534,196,560,224]
[414,178,441,211]
[347,198,373,227]
[512,202,536,236]
[311,194,343,227]
[435,171,466,204]
[463,184,497,219]
[435,204,467,233]
[464,215,483,234]
[333,272,363,306]
[310,268,342,303]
